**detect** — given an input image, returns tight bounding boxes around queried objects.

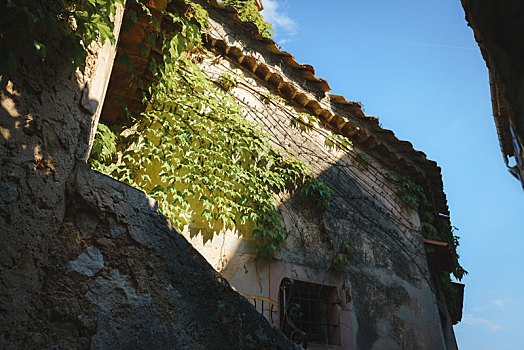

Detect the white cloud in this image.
[462,313,505,333]
[493,299,505,307]
[261,0,298,38]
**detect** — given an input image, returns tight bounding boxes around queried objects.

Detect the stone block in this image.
[67,246,104,277]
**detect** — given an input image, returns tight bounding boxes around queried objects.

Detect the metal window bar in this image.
[280,278,340,346]
[243,295,279,327]
[279,279,308,347]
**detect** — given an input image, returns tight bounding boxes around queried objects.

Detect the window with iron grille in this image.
[279,278,341,346]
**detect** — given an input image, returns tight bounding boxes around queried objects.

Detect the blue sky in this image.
[262,0,524,348]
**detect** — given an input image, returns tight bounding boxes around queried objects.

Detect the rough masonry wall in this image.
[0,31,296,350]
[196,7,449,349]
[0,45,94,348]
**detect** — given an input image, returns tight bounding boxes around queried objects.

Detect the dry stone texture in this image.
[0,41,295,350]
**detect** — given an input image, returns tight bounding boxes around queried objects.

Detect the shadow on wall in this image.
[0,44,103,347]
[0,47,104,235]
[0,68,99,179]
[219,146,428,282]
[0,18,434,348]
[0,46,297,348]
[219,150,436,349]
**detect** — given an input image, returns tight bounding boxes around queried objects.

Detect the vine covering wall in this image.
[3,0,464,297]
[195,37,462,347]
[0,0,465,347]
[0,1,298,348]
[90,0,331,257]
[88,0,465,282]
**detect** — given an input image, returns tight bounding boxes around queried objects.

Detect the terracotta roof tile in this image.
[203,4,449,215]
[102,0,450,218]
[201,1,451,215]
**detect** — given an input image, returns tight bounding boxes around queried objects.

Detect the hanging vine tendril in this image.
[90,0,331,257]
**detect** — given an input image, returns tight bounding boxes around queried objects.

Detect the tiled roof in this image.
[254,0,263,11]
[100,0,450,217]
[204,0,449,216]
[490,70,514,159]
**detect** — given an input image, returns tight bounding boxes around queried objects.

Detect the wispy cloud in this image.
[462,313,505,333]
[261,0,298,44]
[373,38,475,51]
[493,299,505,307]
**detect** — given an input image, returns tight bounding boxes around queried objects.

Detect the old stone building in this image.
[166,1,465,349]
[461,0,524,188]
[0,0,464,349]
[0,1,296,349]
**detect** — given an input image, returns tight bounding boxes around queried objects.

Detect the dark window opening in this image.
[279,278,341,346]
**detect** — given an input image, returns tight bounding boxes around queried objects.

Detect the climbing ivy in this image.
[221,0,273,38]
[388,173,466,312]
[90,123,117,163]
[0,0,123,73]
[389,173,466,278]
[354,152,371,168]
[90,0,331,257]
[333,238,352,269]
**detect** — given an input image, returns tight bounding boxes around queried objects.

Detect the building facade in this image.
[90,0,465,348]
[461,0,524,188]
[82,0,466,348]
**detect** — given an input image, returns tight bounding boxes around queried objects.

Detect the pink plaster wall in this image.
[269,260,353,350]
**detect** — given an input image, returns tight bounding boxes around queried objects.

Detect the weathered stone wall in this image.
[184,3,451,349]
[0,22,296,350]
[0,43,94,349]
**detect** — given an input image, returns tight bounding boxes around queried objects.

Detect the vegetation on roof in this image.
[389,173,467,311]
[90,0,331,257]
[0,0,324,257]
[221,0,273,38]
[2,0,464,288]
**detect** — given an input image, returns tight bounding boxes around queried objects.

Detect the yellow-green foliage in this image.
[221,0,273,38]
[90,1,331,256]
[91,123,118,162]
